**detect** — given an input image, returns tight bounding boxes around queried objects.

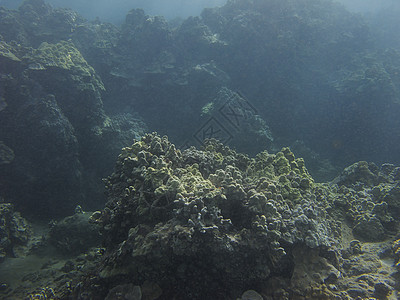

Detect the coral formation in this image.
[329,162,400,242]
[0,0,400,298]
[26,287,56,300]
[77,133,399,299]
[95,133,335,298]
[0,35,146,217]
[1,133,400,299]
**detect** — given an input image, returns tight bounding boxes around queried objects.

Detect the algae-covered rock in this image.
[381,185,400,217]
[201,87,273,155]
[0,41,21,62]
[23,40,103,83]
[48,210,102,255]
[1,1,400,298]
[241,290,263,300]
[393,239,400,269]
[0,37,146,217]
[326,161,400,241]
[97,133,334,299]
[86,133,400,299]
[0,93,83,217]
[353,215,386,242]
[333,161,382,187]
[22,40,106,130]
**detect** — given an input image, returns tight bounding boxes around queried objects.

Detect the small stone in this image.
[242,289,263,300]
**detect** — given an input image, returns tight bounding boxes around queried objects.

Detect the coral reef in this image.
[2,0,400,191]
[61,133,399,299]
[0,134,399,299]
[0,0,400,298]
[94,133,335,298]
[328,162,400,242]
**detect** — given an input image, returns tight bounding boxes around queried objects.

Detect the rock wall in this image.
[0,5,146,217]
[1,0,400,216]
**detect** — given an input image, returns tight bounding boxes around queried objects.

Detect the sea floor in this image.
[0,216,399,299]
[0,219,102,299]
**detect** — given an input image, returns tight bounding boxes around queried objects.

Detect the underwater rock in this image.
[0,0,400,298]
[0,36,147,217]
[22,40,106,129]
[115,9,172,76]
[289,140,341,182]
[325,161,400,241]
[2,0,399,179]
[174,15,227,62]
[96,133,334,299]
[373,281,392,299]
[140,281,162,300]
[48,210,102,255]
[353,215,385,242]
[291,245,341,290]
[381,185,400,218]
[339,241,396,298]
[333,161,382,187]
[0,91,83,217]
[393,239,400,269]
[200,87,273,155]
[0,203,31,262]
[241,289,263,300]
[0,7,28,45]
[81,133,400,299]
[0,132,398,299]
[0,41,21,63]
[25,287,57,300]
[13,0,84,47]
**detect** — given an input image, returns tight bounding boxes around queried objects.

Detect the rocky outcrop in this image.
[0,202,31,262]
[0,35,146,217]
[90,133,332,298]
[70,133,399,299]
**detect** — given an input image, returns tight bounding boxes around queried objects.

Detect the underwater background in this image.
[1,0,400,299]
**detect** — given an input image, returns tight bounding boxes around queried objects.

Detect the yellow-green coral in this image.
[201,102,214,116]
[0,41,21,62]
[393,239,400,268]
[27,287,56,300]
[23,41,104,91]
[274,151,291,175]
